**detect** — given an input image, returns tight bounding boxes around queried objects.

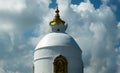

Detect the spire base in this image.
[49,6,67,33]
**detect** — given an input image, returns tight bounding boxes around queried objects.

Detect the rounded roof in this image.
[35,33,80,50]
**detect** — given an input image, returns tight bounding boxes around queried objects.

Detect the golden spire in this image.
[50,6,65,25]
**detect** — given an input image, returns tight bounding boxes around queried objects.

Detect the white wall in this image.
[34,46,83,73]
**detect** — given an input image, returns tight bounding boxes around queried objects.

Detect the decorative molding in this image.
[34,57,53,62]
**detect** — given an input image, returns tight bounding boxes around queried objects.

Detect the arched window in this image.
[53,55,68,73]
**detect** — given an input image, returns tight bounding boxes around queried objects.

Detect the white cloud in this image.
[117,22,120,38]
[0,60,6,73]
[71,1,94,13]
[0,22,14,32]
[101,0,110,4]
[117,22,120,30]
[0,0,50,73]
[110,5,117,11]
[0,0,26,13]
[117,54,120,73]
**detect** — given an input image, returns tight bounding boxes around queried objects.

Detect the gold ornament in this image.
[53,55,68,73]
[50,6,65,25]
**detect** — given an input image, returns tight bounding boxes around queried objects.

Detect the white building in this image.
[33,6,84,73]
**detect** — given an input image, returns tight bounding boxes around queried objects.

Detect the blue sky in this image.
[0,0,120,73]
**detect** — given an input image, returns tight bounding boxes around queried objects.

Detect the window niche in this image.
[57,29,60,32]
[53,55,68,73]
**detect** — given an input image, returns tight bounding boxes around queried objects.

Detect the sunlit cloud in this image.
[0,0,26,13]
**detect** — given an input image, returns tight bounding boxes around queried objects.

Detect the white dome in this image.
[34,32,83,73]
[35,32,80,50]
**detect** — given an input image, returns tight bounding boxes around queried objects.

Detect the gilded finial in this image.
[50,6,65,25]
[55,6,59,13]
